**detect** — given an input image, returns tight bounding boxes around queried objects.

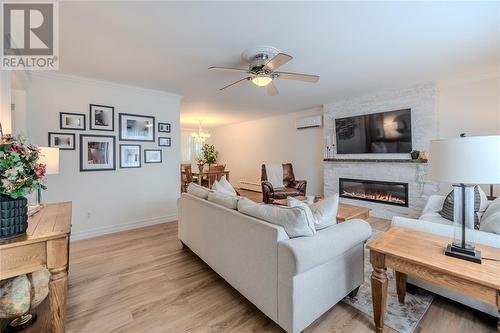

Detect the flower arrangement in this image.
[0,135,46,199]
[201,144,218,165]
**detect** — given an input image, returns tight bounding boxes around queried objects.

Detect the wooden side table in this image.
[0,202,72,333]
[367,227,500,332]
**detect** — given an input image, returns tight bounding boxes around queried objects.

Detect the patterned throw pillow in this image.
[439,186,481,229]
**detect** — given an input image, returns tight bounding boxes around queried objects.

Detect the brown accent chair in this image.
[180,164,194,193]
[261,163,307,204]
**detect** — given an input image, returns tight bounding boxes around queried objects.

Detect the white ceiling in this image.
[58,1,500,127]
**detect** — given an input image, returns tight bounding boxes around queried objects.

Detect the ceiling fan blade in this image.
[263,53,293,70]
[220,77,250,91]
[276,71,320,83]
[209,66,248,73]
[267,81,279,96]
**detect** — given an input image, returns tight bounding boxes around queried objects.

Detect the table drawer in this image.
[0,243,47,280]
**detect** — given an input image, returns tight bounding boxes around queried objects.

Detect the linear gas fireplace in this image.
[339,178,409,207]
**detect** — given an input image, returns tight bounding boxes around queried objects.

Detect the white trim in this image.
[70,213,177,241]
[27,71,183,100]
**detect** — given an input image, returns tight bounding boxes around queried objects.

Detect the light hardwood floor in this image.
[2,190,497,333]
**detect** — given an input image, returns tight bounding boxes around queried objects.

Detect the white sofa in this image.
[392,194,500,318]
[178,193,372,333]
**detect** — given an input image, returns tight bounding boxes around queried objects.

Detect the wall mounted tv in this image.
[335,109,412,154]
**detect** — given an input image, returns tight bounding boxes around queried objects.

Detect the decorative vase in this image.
[198,164,204,172]
[410,151,420,160]
[0,196,28,240]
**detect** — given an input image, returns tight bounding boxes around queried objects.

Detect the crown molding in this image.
[27,71,184,100]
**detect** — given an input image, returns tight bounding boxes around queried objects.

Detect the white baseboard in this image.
[70,214,177,241]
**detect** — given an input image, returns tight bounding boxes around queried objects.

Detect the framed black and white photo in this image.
[119,113,155,142]
[119,144,141,168]
[80,135,116,171]
[89,104,114,131]
[158,122,170,133]
[48,132,76,150]
[158,137,171,147]
[60,112,86,130]
[144,149,162,163]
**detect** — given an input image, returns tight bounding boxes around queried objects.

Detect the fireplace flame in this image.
[342,190,406,205]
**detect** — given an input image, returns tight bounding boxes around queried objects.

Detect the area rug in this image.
[342,230,434,333]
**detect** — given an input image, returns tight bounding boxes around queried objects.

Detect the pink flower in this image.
[34,165,46,177]
[9,144,24,153]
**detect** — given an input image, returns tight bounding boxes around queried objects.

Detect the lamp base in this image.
[445,244,482,264]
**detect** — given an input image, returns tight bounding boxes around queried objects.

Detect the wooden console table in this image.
[367,227,500,332]
[0,202,72,333]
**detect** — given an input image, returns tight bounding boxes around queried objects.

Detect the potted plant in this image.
[196,156,206,172]
[201,144,218,165]
[0,135,46,239]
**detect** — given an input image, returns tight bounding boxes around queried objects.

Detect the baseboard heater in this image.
[239,181,262,192]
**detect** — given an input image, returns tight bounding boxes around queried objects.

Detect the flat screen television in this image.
[335,109,412,154]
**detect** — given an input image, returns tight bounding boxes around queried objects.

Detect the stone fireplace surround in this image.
[323,83,440,219]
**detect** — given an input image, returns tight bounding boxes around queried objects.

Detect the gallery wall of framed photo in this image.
[48,104,173,171]
[25,72,182,239]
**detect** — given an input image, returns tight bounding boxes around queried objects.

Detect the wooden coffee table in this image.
[367,227,500,332]
[272,197,370,223]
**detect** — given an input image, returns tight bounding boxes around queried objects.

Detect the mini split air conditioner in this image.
[296,115,323,129]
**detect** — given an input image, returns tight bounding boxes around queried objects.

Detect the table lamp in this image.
[37,147,59,206]
[428,135,500,263]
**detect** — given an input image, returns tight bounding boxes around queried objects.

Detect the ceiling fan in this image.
[208,46,320,96]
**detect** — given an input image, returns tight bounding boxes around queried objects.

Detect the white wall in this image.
[437,73,500,138]
[24,73,182,239]
[209,108,324,196]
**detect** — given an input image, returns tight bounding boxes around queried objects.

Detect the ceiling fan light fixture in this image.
[251,75,272,87]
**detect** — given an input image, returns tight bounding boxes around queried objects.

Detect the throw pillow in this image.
[237,197,316,238]
[439,186,483,229]
[187,183,211,200]
[479,197,500,235]
[207,191,239,210]
[212,180,234,196]
[288,195,340,230]
[218,176,237,196]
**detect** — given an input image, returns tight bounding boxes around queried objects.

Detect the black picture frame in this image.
[119,113,155,142]
[158,137,171,147]
[119,144,141,169]
[158,122,171,133]
[144,149,162,163]
[80,134,116,171]
[89,104,115,131]
[60,112,86,130]
[48,132,76,150]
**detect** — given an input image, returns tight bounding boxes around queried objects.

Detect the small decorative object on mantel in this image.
[410,150,420,160]
[0,136,47,239]
[417,150,428,162]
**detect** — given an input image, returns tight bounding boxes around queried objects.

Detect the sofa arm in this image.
[421,195,446,216]
[278,219,371,275]
[292,180,307,194]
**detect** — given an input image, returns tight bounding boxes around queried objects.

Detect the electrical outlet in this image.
[86,212,91,220]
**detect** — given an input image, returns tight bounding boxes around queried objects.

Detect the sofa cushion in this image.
[218,176,237,196]
[187,183,211,199]
[237,198,316,238]
[212,180,235,196]
[439,186,486,229]
[479,197,500,235]
[288,195,340,230]
[207,191,239,210]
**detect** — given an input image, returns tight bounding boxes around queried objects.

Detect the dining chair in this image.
[207,164,226,188]
[180,164,194,192]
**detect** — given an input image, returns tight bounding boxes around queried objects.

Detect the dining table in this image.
[189,170,230,186]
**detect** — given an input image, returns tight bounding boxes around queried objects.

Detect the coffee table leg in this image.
[370,250,387,333]
[396,271,407,304]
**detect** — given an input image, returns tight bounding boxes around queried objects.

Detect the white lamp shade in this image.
[39,147,59,175]
[428,136,500,184]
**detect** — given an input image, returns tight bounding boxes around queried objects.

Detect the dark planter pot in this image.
[410,151,420,160]
[0,196,28,240]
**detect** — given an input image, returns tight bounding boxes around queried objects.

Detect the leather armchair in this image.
[261,163,307,204]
